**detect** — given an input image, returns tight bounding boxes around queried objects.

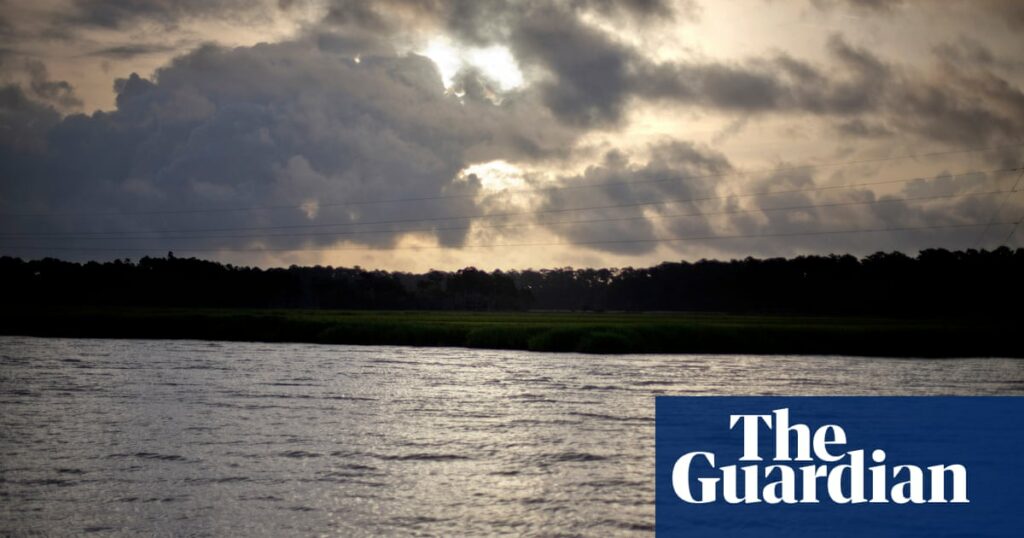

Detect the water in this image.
[1,336,1022,536]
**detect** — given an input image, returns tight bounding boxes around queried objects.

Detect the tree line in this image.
[1,248,1021,317]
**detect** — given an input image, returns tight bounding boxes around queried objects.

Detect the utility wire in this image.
[3,142,1022,219]
[2,167,1015,238]
[1004,219,1022,246]
[1,188,1011,243]
[974,166,1024,247]
[0,222,1011,254]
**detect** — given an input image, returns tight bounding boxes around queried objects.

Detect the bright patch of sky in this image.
[419,37,524,91]
[460,160,528,192]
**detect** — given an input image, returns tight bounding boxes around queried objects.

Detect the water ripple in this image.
[1,336,1021,536]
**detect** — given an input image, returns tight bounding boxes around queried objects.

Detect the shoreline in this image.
[1,307,1020,358]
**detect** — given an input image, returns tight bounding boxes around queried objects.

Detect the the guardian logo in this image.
[672,408,969,505]
[656,397,1023,536]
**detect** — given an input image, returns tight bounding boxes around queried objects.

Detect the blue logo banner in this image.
[655,397,1024,537]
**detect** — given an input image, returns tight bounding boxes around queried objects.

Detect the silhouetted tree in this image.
[1,248,1021,317]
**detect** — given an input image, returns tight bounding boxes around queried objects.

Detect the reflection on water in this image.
[1,337,1021,536]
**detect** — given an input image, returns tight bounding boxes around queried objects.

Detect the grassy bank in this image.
[1,307,1020,358]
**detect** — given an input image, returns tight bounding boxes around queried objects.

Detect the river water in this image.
[1,336,1021,536]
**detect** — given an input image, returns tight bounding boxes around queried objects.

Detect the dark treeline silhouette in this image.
[1,248,1021,317]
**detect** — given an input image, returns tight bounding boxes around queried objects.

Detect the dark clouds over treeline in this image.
[2,37,574,247]
[0,0,1022,266]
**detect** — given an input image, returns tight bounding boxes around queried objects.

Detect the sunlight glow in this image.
[419,37,524,91]
[459,160,528,192]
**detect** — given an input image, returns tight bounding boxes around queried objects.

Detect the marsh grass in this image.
[2,307,1019,357]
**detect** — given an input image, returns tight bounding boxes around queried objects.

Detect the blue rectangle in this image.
[655,397,1024,537]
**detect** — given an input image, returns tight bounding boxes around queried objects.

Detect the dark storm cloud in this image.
[318,0,680,127]
[322,0,514,46]
[319,0,574,69]
[640,32,1020,146]
[700,165,1022,257]
[809,0,1024,29]
[535,142,730,254]
[329,0,1023,145]
[0,37,575,254]
[885,63,1024,145]
[633,36,892,115]
[497,0,693,127]
[58,0,273,30]
[572,0,694,20]
[932,39,998,69]
[984,0,1024,26]
[510,5,635,126]
[0,84,62,152]
[809,0,903,13]
[480,3,1024,145]
[320,0,682,42]
[12,1,1024,144]
[22,59,83,109]
[86,43,180,59]
[0,54,82,111]
[834,119,893,138]
[634,34,1024,145]
[311,0,1024,143]
[532,138,1022,256]
[2,0,1022,262]
[321,0,408,33]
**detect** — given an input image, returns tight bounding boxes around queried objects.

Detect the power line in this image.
[975,167,1024,247]
[0,222,1012,254]
[2,167,1016,238]
[1,188,1011,243]
[1004,219,1022,246]
[3,142,1023,219]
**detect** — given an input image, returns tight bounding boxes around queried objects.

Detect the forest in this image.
[2,248,1021,318]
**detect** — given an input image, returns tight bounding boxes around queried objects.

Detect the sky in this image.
[0,0,1022,271]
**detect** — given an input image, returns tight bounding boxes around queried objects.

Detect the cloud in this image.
[983,0,1024,27]
[354,1,1020,144]
[86,43,180,59]
[22,59,83,110]
[58,0,277,30]
[0,54,82,111]
[320,0,516,47]
[573,0,692,21]
[809,0,904,13]
[2,1,1022,267]
[634,35,896,115]
[809,0,1024,30]
[834,119,893,138]
[317,0,681,127]
[636,34,1024,145]
[0,37,575,254]
[535,142,731,254]
[509,5,637,127]
[44,1,1015,146]
[886,62,1024,145]
[528,139,1022,257]
[319,0,683,44]
[700,165,1022,257]
[0,84,63,152]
